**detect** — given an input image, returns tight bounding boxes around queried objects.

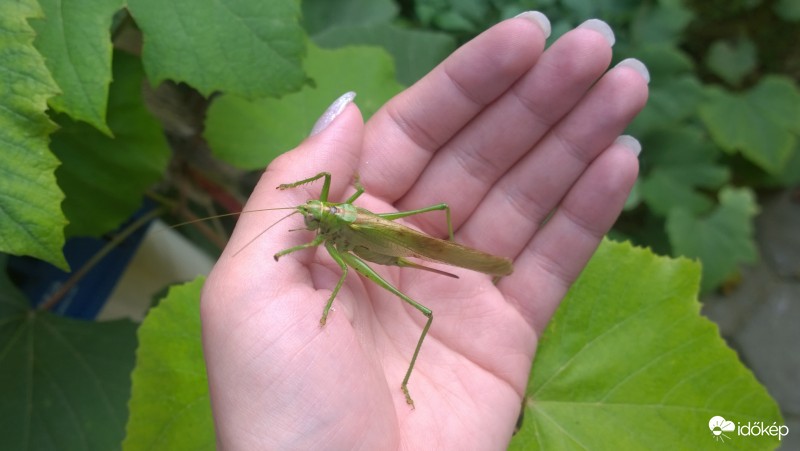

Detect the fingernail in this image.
[515,11,551,39]
[577,19,615,47]
[615,58,650,84]
[615,135,641,157]
[310,91,356,136]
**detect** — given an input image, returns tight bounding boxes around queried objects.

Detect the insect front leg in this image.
[321,241,349,326]
[339,250,432,408]
[273,235,325,261]
[277,172,332,202]
[378,203,454,240]
[343,173,365,204]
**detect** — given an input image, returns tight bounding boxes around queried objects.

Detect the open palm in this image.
[202,13,648,450]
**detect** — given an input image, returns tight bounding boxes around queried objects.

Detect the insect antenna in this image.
[169,207,296,229]
[232,209,300,256]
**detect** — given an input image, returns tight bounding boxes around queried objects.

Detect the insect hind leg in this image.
[338,250,432,408]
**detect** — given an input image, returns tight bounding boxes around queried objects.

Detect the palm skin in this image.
[201,15,648,450]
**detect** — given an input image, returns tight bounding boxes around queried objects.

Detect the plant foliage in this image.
[125,242,782,449]
[123,278,212,451]
[0,260,137,450]
[1,0,796,448]
[509,240,781,450]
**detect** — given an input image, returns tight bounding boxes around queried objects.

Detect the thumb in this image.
[226,92,364,255]
[260,91,364,207]
[205,92,364,293]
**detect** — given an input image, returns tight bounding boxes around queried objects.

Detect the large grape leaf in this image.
[639,126,729,216]
[666,187,759,293]
[52,51,170,237]
[126,0,307,100]
[124,244,782,450]
[0,262,138,451]
[123,277,213,451]
[699,76,800,174]
[510,240,782,450]
[205,43,403,169]
[0,0,68,270]
[30,0,123,135]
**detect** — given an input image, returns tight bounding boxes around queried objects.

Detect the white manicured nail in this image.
[616,58,650,84]
[310,91,356,136]
[615,135,641,157]
[515,11,551,39]
[577,19,615,47]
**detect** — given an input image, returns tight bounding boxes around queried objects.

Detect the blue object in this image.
[7,202,155,319]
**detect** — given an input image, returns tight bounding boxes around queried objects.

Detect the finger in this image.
[398,24,619,236]
[359,15,549,200]
[457,60,649,256]
[257,93,364,211]
[501,140,640,333]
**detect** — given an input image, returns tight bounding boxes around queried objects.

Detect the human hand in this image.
[202,12,648,450]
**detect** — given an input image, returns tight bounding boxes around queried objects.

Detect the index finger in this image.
[359,14,549,201]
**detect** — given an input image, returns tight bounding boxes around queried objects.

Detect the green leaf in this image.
[666,187,759,293]
[123,277,213,451]
[641,171,714,216]
[127,0,307,99]
[302,0,397,34]
[705,38,757,87]
[774,0,800,21]
[773,142,800,186]
[415,0,489,33]
[30,0,123,134]
[313,24,456,86]
[628,75,705,135]
[53,51,170,237]
[699,76,800,174]
[0,264,138,451]
[639,127,729,216]
[304,0,454,86]
[633,45,695,79]
[510,240,782,450]
[205,43,403,169]
[0,0,68,270]
[559,0,642,25]
[631,0,694,45]
[622,179,641,211]
[556,0,596,20]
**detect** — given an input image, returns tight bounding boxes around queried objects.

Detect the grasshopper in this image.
[268,172,513,407]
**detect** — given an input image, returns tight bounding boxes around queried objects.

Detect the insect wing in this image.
[349,210,513,276]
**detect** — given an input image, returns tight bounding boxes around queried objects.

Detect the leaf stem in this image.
[39,206,166,312]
